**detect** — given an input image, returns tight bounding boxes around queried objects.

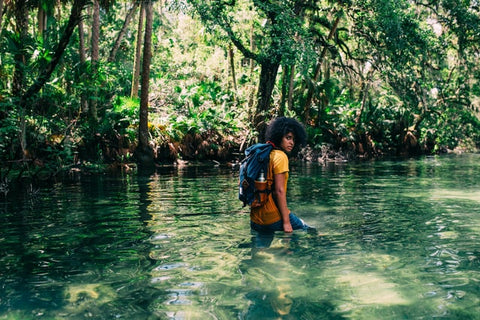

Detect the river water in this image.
[1,154,479,319]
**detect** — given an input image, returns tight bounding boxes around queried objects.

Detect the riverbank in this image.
[1,139,477,190]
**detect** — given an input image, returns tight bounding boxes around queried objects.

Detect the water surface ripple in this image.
[0,155,479,319]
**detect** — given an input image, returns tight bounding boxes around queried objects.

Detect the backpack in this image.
[238,142,274,207]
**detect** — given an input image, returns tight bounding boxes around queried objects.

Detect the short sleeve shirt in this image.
[250,149,290,225]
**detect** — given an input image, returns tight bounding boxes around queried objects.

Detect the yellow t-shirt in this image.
[250,149,290,225]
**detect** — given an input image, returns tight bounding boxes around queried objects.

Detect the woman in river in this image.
[250,117,312,234]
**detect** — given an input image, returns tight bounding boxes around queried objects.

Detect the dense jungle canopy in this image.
[1,0,480,177]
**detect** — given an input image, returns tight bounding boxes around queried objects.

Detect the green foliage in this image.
[0,103,19,161]
[158,80,241,141]
[306,126,324,148]
[168,105,240,140]
[113,96,139,118]
[427,104,480,152]
[106,96,139,142]
[1,0,480,171]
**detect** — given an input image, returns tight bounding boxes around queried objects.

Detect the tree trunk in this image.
[247,22,256,111]
[287,64,295,111]
[279,64,295,115]
[137,0,154,167]
[108,1,140,62]
[78,20,86,63]
[89,0,100,125]
[254,60,280,142]
[12,0,28,97]
[0,0,4,36]
[131,3,145,99]
[37,3,46,40]
[91,0,100,64]
[78,18,88,114]
[355,68,373,129]
[13,0,29,159]
[279,65,288,117]
[228,44,237,93]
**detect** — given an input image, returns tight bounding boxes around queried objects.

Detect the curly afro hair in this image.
[264,117,307,154]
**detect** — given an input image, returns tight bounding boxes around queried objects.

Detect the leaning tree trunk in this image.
[303,14,341,123]
[108,1,140,62]
[19,0,88,157]
[136,0,154,167]
[21,0,88,100]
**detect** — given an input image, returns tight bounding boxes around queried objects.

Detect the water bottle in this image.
[252,170,267,207]
[257,170,265,182]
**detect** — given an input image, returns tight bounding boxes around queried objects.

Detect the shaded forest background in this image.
[1,0,480,178]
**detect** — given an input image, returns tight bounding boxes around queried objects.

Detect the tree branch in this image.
[21,0,89,103]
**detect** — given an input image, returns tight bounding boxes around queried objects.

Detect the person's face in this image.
[280,132,295,153]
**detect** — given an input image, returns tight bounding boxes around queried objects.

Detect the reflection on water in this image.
[0,154,479,319]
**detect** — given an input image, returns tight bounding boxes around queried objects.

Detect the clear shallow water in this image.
[0,154,479,319]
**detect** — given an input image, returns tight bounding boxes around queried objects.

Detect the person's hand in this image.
[283,222,293,233]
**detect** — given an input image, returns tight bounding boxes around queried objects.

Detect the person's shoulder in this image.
[271,149,288,161]
[270,149,289,173]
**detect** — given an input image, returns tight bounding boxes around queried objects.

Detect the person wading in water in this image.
[250,117,313,234]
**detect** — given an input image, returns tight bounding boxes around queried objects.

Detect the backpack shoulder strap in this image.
[244,142,274,157]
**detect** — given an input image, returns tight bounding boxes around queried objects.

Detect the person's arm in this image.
[273,172,292,233]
